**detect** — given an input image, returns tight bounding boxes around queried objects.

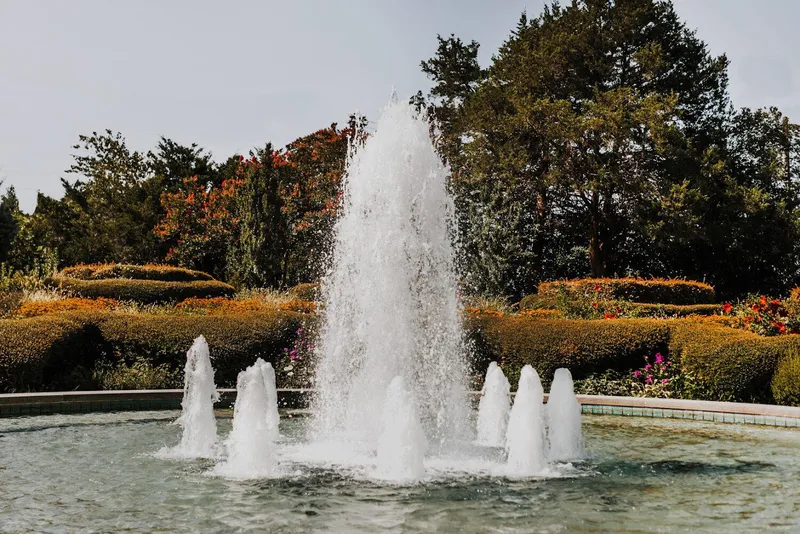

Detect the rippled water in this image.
[1,412,799,533]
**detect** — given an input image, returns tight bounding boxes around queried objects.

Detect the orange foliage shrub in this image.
[176,297,316,315]
[16,298,119,318]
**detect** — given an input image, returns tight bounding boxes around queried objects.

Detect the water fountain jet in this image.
[476,362,511,447]
[505,365,547,476]
[374,376,427,482]
[546,368,585,462]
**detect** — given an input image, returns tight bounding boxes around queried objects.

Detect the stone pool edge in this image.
[1,390,799,427]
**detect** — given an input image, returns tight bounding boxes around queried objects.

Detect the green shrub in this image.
[93,358,182,390]
[289,282,320,301]
[626,303,721,318]
[98,311,310,386]
[465,315,671,387]
[538,278,716,305]
[518,294,558,310]
[667,320,800,402]
[46,277,235,304]
[771,350,800,406]
[60,264,214,282]
[0,312,105,392]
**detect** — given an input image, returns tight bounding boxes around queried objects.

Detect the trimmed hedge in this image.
[771,351,800,406]
[626,303,720,317]
[0,312,106,392]
[290,282,320,301]
[98,311,307,386]
[0,310,308,392]
[538,278,716,305]
[60,263,214,282]
[667,320,799,403]
[46,276,235,304]
[466,315,671,386]
[518,294,558,310]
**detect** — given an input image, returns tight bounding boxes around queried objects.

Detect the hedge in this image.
[518,295,719,317]
[60,263,214,282]
[289,282,320,301]
[667,320,799,403]
[0,312,106,392]
[46,276,235,304]
[0,310,308,392]
[538,278,716,305]
[465,315,671,386]
[771,350,800,406]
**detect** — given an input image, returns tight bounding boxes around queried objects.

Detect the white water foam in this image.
[505,365,548,477]
[374,376,428,482]
[546,368,585,462]
[475,362,511,447]
[256,358,280,441]
[311,99,469,463]
[158,335,218,459]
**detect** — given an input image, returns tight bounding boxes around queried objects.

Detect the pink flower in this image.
[661,379,669,384]
[644,364,652,371]
[645,375,653,385]
[633,370,642,378]
[654,353,664,364]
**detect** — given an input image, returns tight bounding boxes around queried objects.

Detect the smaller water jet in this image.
[213,362,276,479]
[546,368,585,462]
[475,362,511,447]
[374,376,427,482]
[161,335,218,458]
[505,365,547,476]
[256,358,280,441]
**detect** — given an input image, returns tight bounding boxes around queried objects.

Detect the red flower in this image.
[760,295,768,307]
[603,312,618,320]
[594,284,603,292]
[722,302,733,314]
[591,302,599,309]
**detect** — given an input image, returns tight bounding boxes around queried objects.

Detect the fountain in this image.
[546,368,585,462]
[159,335,218,459]
[475,362,511,447]
[505,365,547,476]
[311,98,468,462]
[213,362,277,479]
[256,358,280,441]
[374,376,428,482]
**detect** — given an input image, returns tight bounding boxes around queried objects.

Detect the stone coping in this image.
[1,390,799,425]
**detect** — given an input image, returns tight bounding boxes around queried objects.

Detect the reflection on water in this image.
[1,412,799,533]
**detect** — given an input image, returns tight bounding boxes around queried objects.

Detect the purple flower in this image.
[661,378,669,385]
[633,370,642,378]
[654,353,665,364]
[645,375,653,385]
[644,364,652,371]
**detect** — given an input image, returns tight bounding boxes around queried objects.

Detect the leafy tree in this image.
[0,184,21,265]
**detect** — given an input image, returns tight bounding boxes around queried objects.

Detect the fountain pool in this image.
[2,411,799,533]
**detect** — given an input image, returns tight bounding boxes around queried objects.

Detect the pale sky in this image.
[1,1,798,213]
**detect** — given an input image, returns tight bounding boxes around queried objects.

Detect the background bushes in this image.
[60,264,214,282]
[465,314,671,386]
[0,312,105,392]
[46,276,235,304]
[538,278,716,305]
[771,350,800,406]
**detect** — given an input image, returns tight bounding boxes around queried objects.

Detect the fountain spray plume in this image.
[162,335,219,459]
[213,362,276,479]
[505,365,547,476]
[546,368,585,462]
[256,358,280,440]
[311,99,468,452]
[375,376,427,482]
[476,362,511,447]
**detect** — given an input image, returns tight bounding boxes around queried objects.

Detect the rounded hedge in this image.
[771,351,800,406]
[46,276,235,304]
[60,263,214,282]
[538,278,716,305]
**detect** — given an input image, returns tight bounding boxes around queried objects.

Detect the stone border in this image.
[0,390,799,427]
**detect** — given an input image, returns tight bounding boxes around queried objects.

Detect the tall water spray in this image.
[213,362,276,479]
[505,365,547,476]
[374,376,427,482]
[256,358,280,441]
[162,335,219,458]
[475,362,511,447]
[546,368,585,462]
[312,99,468,452]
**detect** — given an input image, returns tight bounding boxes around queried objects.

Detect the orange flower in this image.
[603,312,618,320]
[722,302,733,314]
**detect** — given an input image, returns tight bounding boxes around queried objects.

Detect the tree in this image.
[0,184,21,265]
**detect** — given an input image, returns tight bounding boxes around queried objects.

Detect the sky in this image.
[1,0,798,213]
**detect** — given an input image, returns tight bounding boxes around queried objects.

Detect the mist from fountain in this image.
[374,376,428,482]
[546,368,585,462]
[505,365,547,476]
[160,335,219,459]
[311,99,469,458]
[256,358,280,441]
[213,362,276,479]
[475,362,511,447]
